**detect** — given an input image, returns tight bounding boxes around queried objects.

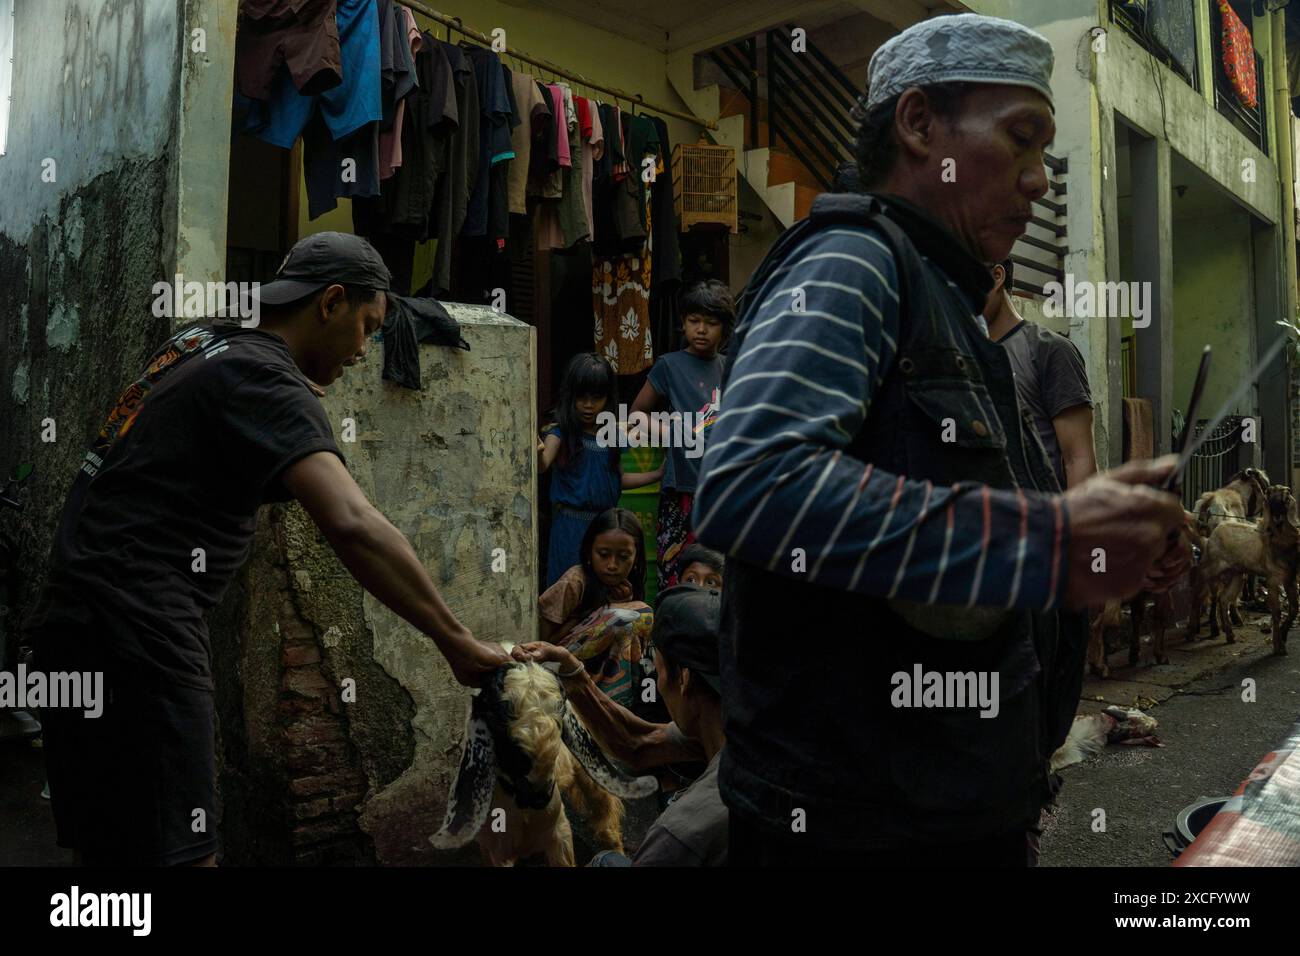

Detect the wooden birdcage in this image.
[672,142,737,234]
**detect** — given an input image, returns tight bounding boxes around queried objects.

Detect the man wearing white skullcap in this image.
[696,13,1190,866]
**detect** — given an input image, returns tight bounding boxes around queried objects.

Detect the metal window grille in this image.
[1182,415,1248,510]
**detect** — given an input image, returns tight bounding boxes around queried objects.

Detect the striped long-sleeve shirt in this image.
[694,223,1069,610]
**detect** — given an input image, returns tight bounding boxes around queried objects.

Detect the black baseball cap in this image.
[651,584,722,694]
[250,232,392,308]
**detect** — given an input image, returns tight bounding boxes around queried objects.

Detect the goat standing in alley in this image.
[1189,468,1268,636]
[1198,484,1299,655]
[1087,513,1203,676]
[431,646,657,866]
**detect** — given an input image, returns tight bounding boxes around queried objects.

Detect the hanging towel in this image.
[1218,0,1258,110]
[381,294,470,390]
[1121,396,1154,463]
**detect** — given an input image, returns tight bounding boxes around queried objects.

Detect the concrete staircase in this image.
[667,58,822,228]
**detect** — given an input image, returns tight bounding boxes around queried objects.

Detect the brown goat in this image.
[1198,484,1299,655]
[1088,514,1203,676]
[1190,468,1269,635]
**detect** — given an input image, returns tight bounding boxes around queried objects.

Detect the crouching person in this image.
[514,584,727,866]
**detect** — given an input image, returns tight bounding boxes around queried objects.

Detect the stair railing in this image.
[705,22,1070,284]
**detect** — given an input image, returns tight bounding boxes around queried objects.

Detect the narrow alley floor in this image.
[1040,613,1300,866]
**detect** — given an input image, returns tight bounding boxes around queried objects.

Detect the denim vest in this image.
[717,193,1086,848]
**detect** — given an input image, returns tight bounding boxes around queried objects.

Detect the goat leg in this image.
[1087,612,1110,678]
[1218,577,1240,645]
[1153,591,1171,665]
[1129,596,1144,665]
[1277,575,1296,656]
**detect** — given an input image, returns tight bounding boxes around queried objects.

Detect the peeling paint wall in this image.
[1,0,182,637]
[212,308,538,866]
[0,0,237,660]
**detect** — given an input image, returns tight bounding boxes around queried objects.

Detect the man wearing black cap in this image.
[515,584,729,866]
[26,232,510,867]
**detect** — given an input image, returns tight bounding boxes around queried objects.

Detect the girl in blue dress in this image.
[539,353,662,588]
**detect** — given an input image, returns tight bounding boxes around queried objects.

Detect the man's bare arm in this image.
[513,642,706,770]
[1053,405,1097,489]
[281,451,510,685]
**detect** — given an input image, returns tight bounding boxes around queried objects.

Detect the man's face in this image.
[654,648,688,730]
[311,286,386,385]
[917,85,1054,263]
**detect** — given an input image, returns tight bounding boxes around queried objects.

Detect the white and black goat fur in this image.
[431,645,657,866]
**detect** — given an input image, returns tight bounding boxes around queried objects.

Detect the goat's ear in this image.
[1288,494,1300,530]
[560,703,659,799]
[430,711,496,848]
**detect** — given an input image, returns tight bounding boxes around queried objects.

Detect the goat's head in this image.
[431,651,658,849]
[1263,484,1300,532]
[1231,468,1269,514]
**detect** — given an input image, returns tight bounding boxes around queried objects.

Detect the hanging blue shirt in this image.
[246,0,383,148]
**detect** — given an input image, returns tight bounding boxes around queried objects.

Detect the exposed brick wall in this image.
[277,601,372,865]
[211,507,379,866]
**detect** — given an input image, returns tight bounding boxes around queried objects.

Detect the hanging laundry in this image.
[527,80,559,193]
[460,45,517,240]
[592,113,659,374]
[555,85,591,248]
[243,0,381,149]
[578,97,605,240]
[353,27,457,293]
[487,64,521,243]
[236,0,342,101]
[646,115,681,357]
[589,102,621,254]
[533,83,570,251]
[240,0,383,219]
[378,1,420,180]
[592,231,654,375]
[429,40,480,296]
[507,71,549,215]
[1217,0,1257,110]
[302,113,381,220]
[610,111,648,245]
[552,85,574,169]
[624,114,659,235]
[381,294,471,390]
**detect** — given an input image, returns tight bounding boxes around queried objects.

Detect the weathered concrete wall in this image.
[1173,208,1256,417]
[0,0,186,635]
[212,307,538,865]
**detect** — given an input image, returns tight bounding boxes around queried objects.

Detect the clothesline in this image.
[398,1,718,130]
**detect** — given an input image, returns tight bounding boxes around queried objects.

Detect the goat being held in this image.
[431,646,657,866]
[1197,483,1299,655]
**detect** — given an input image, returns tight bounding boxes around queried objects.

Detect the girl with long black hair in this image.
[538,353,661,587]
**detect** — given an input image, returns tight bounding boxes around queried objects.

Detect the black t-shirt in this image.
[24,324,343,691]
